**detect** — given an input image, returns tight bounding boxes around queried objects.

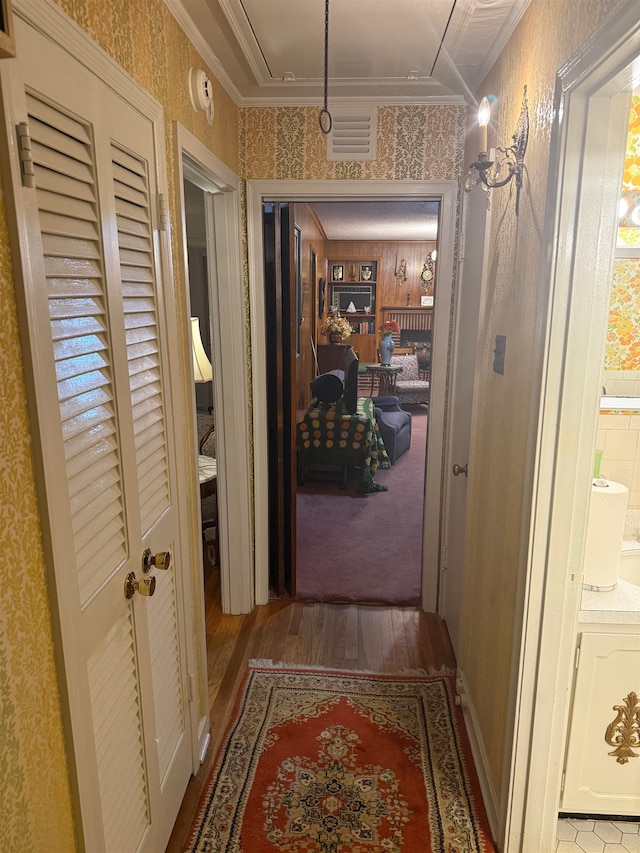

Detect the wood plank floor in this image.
[166,567,456,852]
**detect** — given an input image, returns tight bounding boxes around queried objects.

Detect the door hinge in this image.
[441,546,448,571]
[16,122,35,188]
[574,645,580,670]
[156,193,168,231]
[186,672,195,702]
[560,770,565,794]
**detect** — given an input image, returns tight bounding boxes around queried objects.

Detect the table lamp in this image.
[191,316,213,383]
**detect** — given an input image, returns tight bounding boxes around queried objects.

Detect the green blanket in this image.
[296,396,391,492]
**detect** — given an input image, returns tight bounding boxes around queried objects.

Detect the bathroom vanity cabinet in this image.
[561,629,640,815]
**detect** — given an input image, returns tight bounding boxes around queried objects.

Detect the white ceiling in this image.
[168,0,532,106]
[310,201,439,241]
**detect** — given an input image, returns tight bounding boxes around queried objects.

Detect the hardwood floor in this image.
[166,566,456,852]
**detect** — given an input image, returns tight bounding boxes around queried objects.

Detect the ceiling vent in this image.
[327,107,377,162]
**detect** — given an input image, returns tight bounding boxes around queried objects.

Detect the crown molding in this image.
[164,0,243,105]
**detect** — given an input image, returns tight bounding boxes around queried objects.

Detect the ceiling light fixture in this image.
[319,0,332,134]
[464,86,529,215]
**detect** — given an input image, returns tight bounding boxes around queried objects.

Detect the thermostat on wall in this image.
[188,68,214,125]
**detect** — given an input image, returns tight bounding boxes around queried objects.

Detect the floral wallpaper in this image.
[618,91,640,248]
[605,259,640,370]
[241,105,466,181]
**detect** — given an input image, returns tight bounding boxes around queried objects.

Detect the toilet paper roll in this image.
[583,480,628,591]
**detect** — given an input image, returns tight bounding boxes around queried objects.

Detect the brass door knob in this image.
[124,572,156,599]
[452,463,468,477]
[142,548,171,573]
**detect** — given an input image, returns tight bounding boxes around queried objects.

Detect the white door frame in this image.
[247,180,458,608]
[505,5,640,849]
[173,125,253,763]
[440,183,491,655]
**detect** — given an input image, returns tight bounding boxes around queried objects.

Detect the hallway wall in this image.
[458,0,624,821]
[240,104,465,181]
[0,1,239,850]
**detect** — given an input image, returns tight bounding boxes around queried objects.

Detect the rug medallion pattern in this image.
[186,667,494,852]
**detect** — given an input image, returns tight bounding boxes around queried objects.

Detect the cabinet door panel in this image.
[562,632,640,815]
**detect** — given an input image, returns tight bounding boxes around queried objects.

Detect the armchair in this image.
[372,396,412,463]
[389,354,430,406]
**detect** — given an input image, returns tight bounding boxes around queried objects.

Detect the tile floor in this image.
[556,819,640,852]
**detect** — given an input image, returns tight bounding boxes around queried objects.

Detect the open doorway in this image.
[286,200,439,605]
[248,181,458,614]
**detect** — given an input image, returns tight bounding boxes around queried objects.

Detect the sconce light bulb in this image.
[431,249,437,261]
[477,96,490,154]
[478,97,491,127]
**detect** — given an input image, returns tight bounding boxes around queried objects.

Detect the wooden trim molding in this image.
[0,0,15,58]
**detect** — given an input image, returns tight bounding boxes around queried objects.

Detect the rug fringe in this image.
[248,659,456,678]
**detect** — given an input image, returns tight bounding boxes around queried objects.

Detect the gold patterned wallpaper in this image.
[240,105,466,181]
[458,0,616,806]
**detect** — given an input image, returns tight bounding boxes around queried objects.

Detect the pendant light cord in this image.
[319,0,332,134]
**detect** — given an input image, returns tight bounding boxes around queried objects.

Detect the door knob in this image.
[452,463,468,477]
[124,572,156,599]
[142,548,171,573]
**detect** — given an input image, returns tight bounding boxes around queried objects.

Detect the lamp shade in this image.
[191,316,213,383]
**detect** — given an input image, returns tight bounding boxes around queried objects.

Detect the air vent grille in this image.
[327,108,377,162]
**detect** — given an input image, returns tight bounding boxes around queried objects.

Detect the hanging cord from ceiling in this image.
[319,0,332,134]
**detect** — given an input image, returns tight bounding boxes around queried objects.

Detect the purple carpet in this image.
[295,406,427,604]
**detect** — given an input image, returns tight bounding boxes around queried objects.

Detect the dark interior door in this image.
[263,203,296,597]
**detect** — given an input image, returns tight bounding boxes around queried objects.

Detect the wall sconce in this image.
[464,86,529,215]
[191,316,213,383]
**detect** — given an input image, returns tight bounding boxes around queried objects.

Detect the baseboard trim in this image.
[456,666,500,842]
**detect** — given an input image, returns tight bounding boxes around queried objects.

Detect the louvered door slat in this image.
[53,332,106,362]
[125,312,157,331]
[56,351,108,382]
[42,233,100,259]
[34,166,96,202]
[129,367,159,391]
[88,613,148,853]
[61,403,113,441]
[49,298,104,319]
[64,419,114,460]
[148,565,183,782]
[37,188,97,221]
[59,387,111,421]
[71,485,121,536]
[27,96,91,143]
[66,436,117,478]
[39,210,99,241]
[31,139,93,183]
[118,231,152,252]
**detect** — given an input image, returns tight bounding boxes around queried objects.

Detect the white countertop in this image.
[579,577,640,624]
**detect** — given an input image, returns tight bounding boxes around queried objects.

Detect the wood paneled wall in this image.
[325,241,436,311]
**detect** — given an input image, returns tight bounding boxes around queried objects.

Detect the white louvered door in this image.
[4,18,192,853]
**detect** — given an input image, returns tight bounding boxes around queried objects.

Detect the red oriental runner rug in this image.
[185,665,495,852]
